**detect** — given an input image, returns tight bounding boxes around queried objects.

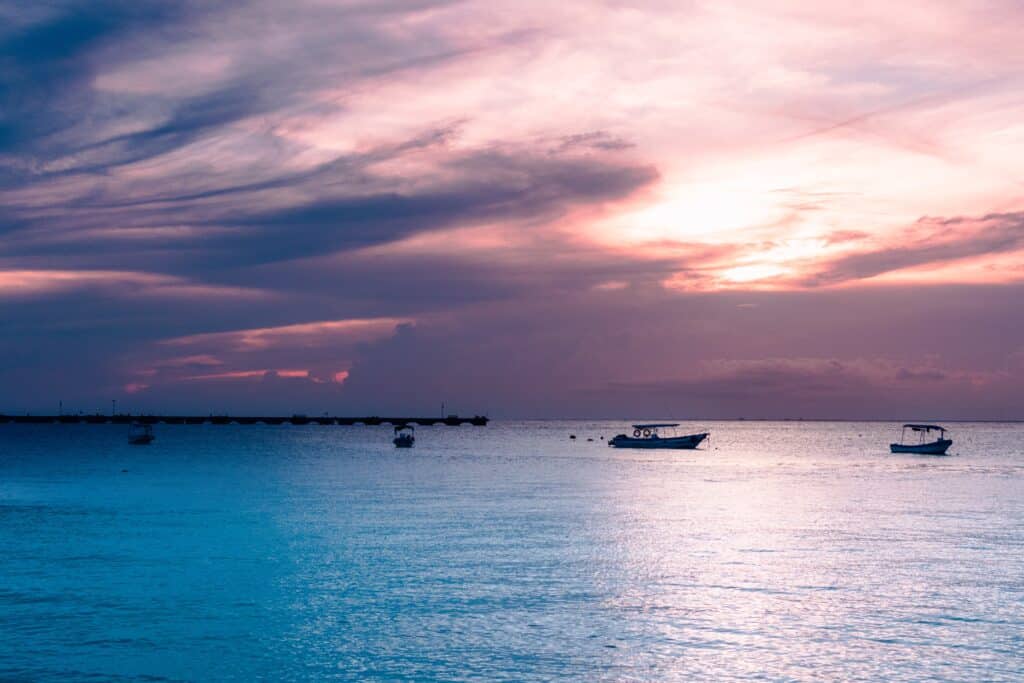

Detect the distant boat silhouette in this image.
[393,425,415,448]
[128,422,154,445]
[890,424,952,455]
[608,423,708,449]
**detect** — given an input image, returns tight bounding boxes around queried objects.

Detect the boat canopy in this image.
[903,424,945,432]
[632,423,679,429]
[394,424,414,433]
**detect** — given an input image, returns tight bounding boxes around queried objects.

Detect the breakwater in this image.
[0,414,488,427]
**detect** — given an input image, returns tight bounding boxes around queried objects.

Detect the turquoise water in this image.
[1,421,1022,681]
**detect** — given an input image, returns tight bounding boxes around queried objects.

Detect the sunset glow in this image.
[2,0,1024,417]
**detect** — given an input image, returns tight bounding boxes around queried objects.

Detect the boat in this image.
[393,425,415,448]
[890,424,952,455]
[608,423,708,449]
[128,422,155,445]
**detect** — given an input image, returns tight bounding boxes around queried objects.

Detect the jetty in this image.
[0,414,488,427]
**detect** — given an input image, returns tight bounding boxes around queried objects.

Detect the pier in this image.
[0,414,489,427]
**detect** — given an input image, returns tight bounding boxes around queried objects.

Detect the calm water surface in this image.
[1,421,1022,681]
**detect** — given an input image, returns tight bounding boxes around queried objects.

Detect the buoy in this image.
[570,434,576,439]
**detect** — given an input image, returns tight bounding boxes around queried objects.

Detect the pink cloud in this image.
[0,269,269,300]
[180,368,314,381]
[162,317,411,352]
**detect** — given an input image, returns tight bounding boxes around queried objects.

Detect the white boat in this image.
[890,424,952,455]
[608,423,708,449]
[393,425,415,448]
[128,422,154,445]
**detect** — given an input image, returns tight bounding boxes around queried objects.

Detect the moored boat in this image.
[128,422,155,445]
[393,425,415,448]
[890,424,951,455]
[608,423,708,449]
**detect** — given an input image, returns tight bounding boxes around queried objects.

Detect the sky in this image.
[2,0,1024,419]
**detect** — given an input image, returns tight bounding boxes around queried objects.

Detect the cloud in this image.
[162,317,410,352]
[555,131,635,152]
[601,356,1008,419]
[282,285,1024,419]
[0,268,268,300]
[610,357,953,400]
[4,0,1024,417]
[823,230,869,246]
[208,149,658,266]
[123,317,412,391]
[0,135,657,282]
[804,212,1024,286]
[7,278,1023,418]
[0,0,481,171]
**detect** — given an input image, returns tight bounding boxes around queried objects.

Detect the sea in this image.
[1,420,1022,681]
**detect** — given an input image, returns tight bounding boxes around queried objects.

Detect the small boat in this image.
[128,422,155,445]
[608,423,708,449]
[890,423,952,455]
[393,425,415,448]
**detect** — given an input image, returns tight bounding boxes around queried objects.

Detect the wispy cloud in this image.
[802,212,1024,286]
[162,317,410,352]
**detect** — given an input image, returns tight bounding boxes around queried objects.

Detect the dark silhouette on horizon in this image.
[0,414,488,427]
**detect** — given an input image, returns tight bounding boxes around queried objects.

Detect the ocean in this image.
[1,421,1022,681]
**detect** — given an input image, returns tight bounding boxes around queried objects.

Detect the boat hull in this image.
[393,437,414,448]
[890,439,952,455]
[609,432,708,449]
[129,435,154,445]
